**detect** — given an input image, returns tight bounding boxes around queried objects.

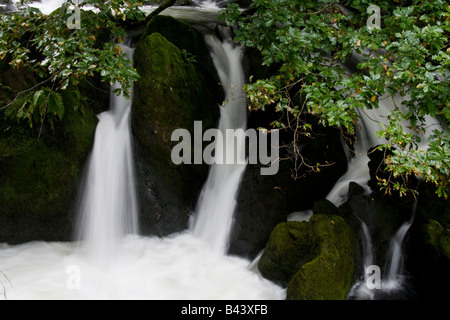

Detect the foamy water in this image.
[0,232,286,300]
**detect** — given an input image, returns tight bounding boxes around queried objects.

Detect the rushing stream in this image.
[75,44,139,263]
[0,1,286,300]
[0,0,443,301]
[191,27,247,255]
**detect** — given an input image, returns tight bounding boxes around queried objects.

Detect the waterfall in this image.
[190,27,247,255]
[337,93,438,299]
[361,221,374,277]
[193,0,227,8]
[385,197,418,286]
[75,43,138,261]
[325,94,391,207]
[0,5,287,300]
[11,0,66,14]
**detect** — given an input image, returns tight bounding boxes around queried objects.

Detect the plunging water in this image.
[75,44,138,262]
[333,92,441,299]
[0,3,286,299]
[191,28,247,255]
[2,0,442,301]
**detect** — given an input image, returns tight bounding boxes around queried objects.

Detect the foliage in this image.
[4,86,65,131]
[0,0,147,130]
[222,0,450,198]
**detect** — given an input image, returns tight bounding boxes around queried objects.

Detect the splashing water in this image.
[191,28,247,255]
[0,7,285,299]
[75,44,138,263]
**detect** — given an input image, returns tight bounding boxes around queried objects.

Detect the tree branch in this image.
[144,0,177,24]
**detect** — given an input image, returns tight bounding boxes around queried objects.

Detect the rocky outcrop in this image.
[228,161,287,259]
[131,17,221,236]
[258,214,356,300]
[0,67,99,243]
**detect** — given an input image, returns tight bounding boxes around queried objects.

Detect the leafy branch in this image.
[222,0,450,198]
[0,0,178,130]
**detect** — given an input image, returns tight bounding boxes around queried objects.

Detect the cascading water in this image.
[75,44,138,262]
[3,0,441,301]
[334,92,441,299]
[191,27,247,255]
[193,0,228,8]
[325,92,391,207]
[385,197,418,287]
[0,3,285,300]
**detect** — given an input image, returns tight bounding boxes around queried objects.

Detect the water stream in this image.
[0,1,285,300]
[75,44,138,264]
[1,0,443,301]
[191,27,247,255]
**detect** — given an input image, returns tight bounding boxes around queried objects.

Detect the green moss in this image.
[286,215,356,300]
[425,220,450,261]
[258,221,319,285]
[0,84,98,242]
[133,32,207,143]
[58,88,98,159]
[132,31,217,203]
[258,214,356,300]
[142,15,202,57]
[0,138,74,216]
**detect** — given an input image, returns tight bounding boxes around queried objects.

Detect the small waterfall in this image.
[0,5,287,300]
[361,221,374,277]
[191,27,247,255]
[325,96,390,206]
[336,93,437,299]
[11,0,66,14]
[385,197,418,286]
[75,43,138,261]
[348,199,418,299]
[193,0,227,8]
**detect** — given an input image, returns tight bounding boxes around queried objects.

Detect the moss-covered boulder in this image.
[132,25,220,236]
[0,87,98,243]
[424,220,450,260]
[141,15,223,104]
[142,15,201,58]
[258,214,356,300]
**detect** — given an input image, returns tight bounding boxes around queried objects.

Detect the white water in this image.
[0,233,285,300]
[0,3,285,300]
[335,93,440,298]
[192,0,228,8]
[191,28,248,255]
[325,95,390,207]
[11,0,66,14]
[75,44,138,263]
[385,197,418,284]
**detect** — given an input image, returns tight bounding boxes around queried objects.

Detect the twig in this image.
[0,77,52,110]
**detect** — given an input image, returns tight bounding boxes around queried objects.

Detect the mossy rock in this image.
[258,214,356,300]
[258,219,319,286]
[0,57,99,243]
[132,31,215,190]
[132,31,219,235]
[142,15,202,57]
[424,220,450,261]
[0,90,97,243]
[142,15,223,103]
